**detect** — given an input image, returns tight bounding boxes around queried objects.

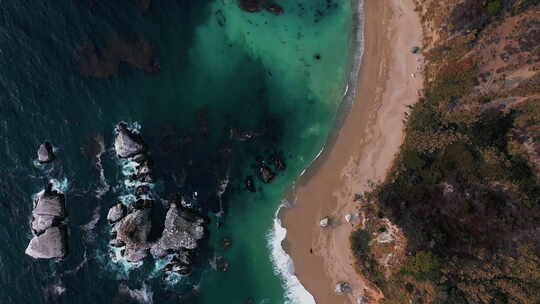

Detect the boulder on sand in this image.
[37,142,55,163]
[114,123,145,158]
[25,226,67,259]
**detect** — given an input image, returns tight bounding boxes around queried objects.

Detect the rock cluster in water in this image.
[25,184,68,259]
[109,122,205,276]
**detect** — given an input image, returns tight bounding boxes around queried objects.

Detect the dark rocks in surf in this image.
[216,255,229,272]
[269,152,286,171]
[258,164,275,183]
[238,0,262,12]
[107,203,126,224]
[237,0,284,15]
[26,184,68,259]
[162,250,193,275]
[37,142,55,163]
[245,176,256,192]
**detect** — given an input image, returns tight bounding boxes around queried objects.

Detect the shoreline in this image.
[281,0,424,303]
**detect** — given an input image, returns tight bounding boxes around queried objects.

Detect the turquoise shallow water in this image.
[0,0,355,303]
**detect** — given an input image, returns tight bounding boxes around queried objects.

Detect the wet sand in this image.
[282,0,424,303]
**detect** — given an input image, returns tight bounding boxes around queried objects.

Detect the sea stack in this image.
[37,142,55,163]
[25,184,68,259]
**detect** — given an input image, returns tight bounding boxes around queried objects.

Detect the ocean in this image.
[0,0,358,303]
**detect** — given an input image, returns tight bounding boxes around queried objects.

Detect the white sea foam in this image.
[119,282,153,304]
[268,203,316,304]
[50,177,69,193]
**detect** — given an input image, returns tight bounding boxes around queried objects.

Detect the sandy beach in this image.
[281,0,424,303]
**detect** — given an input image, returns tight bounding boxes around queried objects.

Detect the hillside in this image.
[351,1,540,303]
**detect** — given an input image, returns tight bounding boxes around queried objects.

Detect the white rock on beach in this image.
[319,217,329,228]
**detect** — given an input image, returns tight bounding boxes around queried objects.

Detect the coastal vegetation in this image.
[351,1,540,303]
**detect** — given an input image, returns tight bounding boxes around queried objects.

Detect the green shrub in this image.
[487,0,503,16]
[401,251,440,280]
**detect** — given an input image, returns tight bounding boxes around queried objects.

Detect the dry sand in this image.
[281,0,424,303]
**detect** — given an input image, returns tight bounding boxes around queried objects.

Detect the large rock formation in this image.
[151,203,204,258]
[113,209,151,262]
[26,185,68,259]
[25,226,67,259]
[114,123,145,158]
[109,122,206,273]
[37,142,55,163]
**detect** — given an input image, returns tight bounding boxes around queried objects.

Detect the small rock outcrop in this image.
[37,142,55,163]
[26,185,68,259]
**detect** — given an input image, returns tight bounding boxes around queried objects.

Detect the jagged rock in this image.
[257,165,275,183]
[152,203,204,253]
[114,123,145,158]
[25,226,67,259]
[107,203,126,223]
[37,142,55,163]
[114,209,151,262]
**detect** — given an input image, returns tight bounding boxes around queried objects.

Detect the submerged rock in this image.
[238,0,262,12]
[25,226,67,259]
[107,203,126,224]
[257,164,275,183]
[114,123,145,158]
[266,4,284,15]
[245,176,256,192]
[37,142,55,163]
